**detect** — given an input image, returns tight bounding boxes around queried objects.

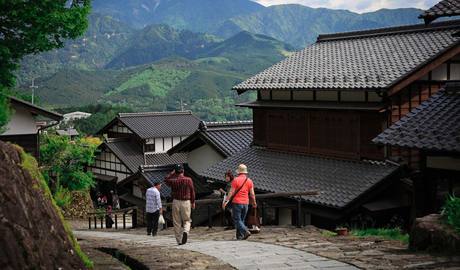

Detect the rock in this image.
[409,214,460,253]
[0,141,86,269]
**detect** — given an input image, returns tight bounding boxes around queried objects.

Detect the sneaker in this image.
[181,232,188,245]
[242,230,251,240]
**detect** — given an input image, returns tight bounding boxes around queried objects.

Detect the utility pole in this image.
[30,78,38,104]
[179,99,187,111]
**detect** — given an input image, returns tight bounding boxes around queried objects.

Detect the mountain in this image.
[17,13,134,85]
[18,30,294,109]
[106,24,219,69]
[92,1,424,47]
[92,0,264,31]
[215,5,424,47]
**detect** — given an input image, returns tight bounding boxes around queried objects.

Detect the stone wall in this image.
[0,141,86,269]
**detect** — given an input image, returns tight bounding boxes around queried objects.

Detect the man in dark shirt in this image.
[165,164,195,245]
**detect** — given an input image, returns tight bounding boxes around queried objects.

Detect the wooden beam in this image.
[388,44,460,96]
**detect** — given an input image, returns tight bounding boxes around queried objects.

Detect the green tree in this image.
[40,135,100,206]
[0,0,91,128]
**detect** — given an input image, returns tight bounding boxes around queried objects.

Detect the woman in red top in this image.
[223,164,257,240]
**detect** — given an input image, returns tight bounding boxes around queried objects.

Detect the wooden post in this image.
[207,205,212,228]
[123,213,126,229]
[94,216,97,229]
[297,196,302,228]
[132,209,137,228]
[88,217,91,229]
[261,201,266,225]
[115,214,118,229]
[100,217,103,229]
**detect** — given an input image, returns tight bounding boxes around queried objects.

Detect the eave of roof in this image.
[236,101,385,111]
[7,96,62,121]
[419,0,460,24]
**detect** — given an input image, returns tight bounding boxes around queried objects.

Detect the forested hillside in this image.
[16,0,428,124]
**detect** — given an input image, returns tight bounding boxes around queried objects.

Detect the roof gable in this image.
[168,121,253,157]
[233,20,460,93]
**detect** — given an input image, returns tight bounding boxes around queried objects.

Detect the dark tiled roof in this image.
[420,0,460,23]
[201,147,399,209]
[233,20,460,92]
[168,121,253,158]
[117,111,201,139]
[142,169,211,199]
[104,139,187,172]
[373,84,460,153]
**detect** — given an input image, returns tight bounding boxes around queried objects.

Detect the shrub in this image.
[442,195,460,233]
[54,186,73,208]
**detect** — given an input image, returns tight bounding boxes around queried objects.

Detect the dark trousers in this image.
[232,203,249,239]
[146,210,160,236]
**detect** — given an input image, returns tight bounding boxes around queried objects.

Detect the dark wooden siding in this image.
[0,133,39,159]
[253,108,384,160]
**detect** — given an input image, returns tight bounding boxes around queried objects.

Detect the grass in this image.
[351,228,409,244]
[18,146,93,268]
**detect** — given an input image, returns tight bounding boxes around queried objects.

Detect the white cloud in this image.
[253,0,439,13]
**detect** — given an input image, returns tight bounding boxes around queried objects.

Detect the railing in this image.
[164,191,319,228]
[87,206,138,230]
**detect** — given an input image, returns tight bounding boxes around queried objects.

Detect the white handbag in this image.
[158,214,165,225]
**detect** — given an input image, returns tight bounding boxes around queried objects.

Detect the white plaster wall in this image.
[172,136,181,146]
[155,137,164,152]
[188,144,224,174]
[2,106,37,135]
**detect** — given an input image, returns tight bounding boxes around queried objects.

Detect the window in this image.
[145,144,155,152]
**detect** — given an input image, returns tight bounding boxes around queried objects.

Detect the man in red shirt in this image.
[165,164,195,245]
[223,164,257,240]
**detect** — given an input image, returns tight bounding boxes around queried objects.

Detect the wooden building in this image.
[200,19,460,228]
[0,96,62,159]
[374,83,459,219]
[88,111,203,207]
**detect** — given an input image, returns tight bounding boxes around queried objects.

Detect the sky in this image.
[252,0,439,13]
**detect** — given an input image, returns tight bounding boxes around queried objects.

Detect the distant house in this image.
[168,120,253,174]
[0,96,62,159]
[198,19,460,228]
[55,128,79,139]
[87,111,207,214]
[63,111,91,123]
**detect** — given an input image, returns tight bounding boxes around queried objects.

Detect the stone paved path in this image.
[74,230,358,270]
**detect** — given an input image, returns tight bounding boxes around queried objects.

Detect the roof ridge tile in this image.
[118,110,192,118]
